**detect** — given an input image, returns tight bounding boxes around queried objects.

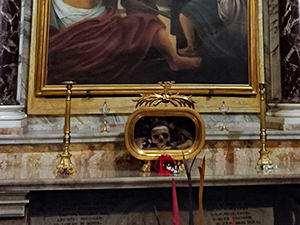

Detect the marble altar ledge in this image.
[1,162,300,191]
[1,129,300,144]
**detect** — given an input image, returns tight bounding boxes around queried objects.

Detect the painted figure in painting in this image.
[48,0,201,84]
[178,0,247,58]
[170,0,247,83]
[47,0,248,85]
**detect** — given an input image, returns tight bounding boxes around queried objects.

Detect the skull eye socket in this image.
[153,135,159,140]
[163,133,169,139]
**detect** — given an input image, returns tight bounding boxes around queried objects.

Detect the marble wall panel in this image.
[0,0,21,105]
[279,0,300,103]
[25,114,259,134]
[26,114,128,133]
[0,140,299,180]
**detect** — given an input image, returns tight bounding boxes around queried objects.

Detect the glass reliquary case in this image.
[125,82,205,165]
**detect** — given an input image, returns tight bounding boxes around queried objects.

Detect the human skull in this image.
[151,125,170,149]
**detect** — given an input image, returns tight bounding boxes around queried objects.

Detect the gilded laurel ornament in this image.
[134,81,195,108]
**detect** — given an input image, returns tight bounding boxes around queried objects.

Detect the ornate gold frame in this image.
[27,0,264,115]
[125,107,205,160]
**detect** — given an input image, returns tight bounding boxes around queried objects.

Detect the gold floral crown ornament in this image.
[134,81,195,108]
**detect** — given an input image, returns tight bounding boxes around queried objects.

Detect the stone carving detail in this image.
[0,0,21,105]
[280,0,300,102]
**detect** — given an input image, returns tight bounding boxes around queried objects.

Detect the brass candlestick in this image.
[256,83,273,170]
[56,81,76,176]
[219,101,229,131]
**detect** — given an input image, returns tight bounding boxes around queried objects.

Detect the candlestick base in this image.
[220,124,228,131]
[56,152,75,176]
[256,153,273,170]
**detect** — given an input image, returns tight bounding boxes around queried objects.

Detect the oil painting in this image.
[47,0,248,85]
[28,0,262,114]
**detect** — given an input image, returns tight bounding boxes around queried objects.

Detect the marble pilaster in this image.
[0,0,21,105]
[264,0,281,102]
[279,0,300,102]
[267,0,300,130]
[0,0,28,135]
[17,0,31,105]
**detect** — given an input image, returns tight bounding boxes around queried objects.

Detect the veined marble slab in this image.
[1,129,300,144]
[2,113,298,143]
[0,153,299,191]
[0,163,298,191]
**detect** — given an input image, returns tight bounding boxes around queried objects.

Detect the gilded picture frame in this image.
[27,0,264,115]
[125,107,205,160]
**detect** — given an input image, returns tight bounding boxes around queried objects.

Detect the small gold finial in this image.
[56,81,76,176]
